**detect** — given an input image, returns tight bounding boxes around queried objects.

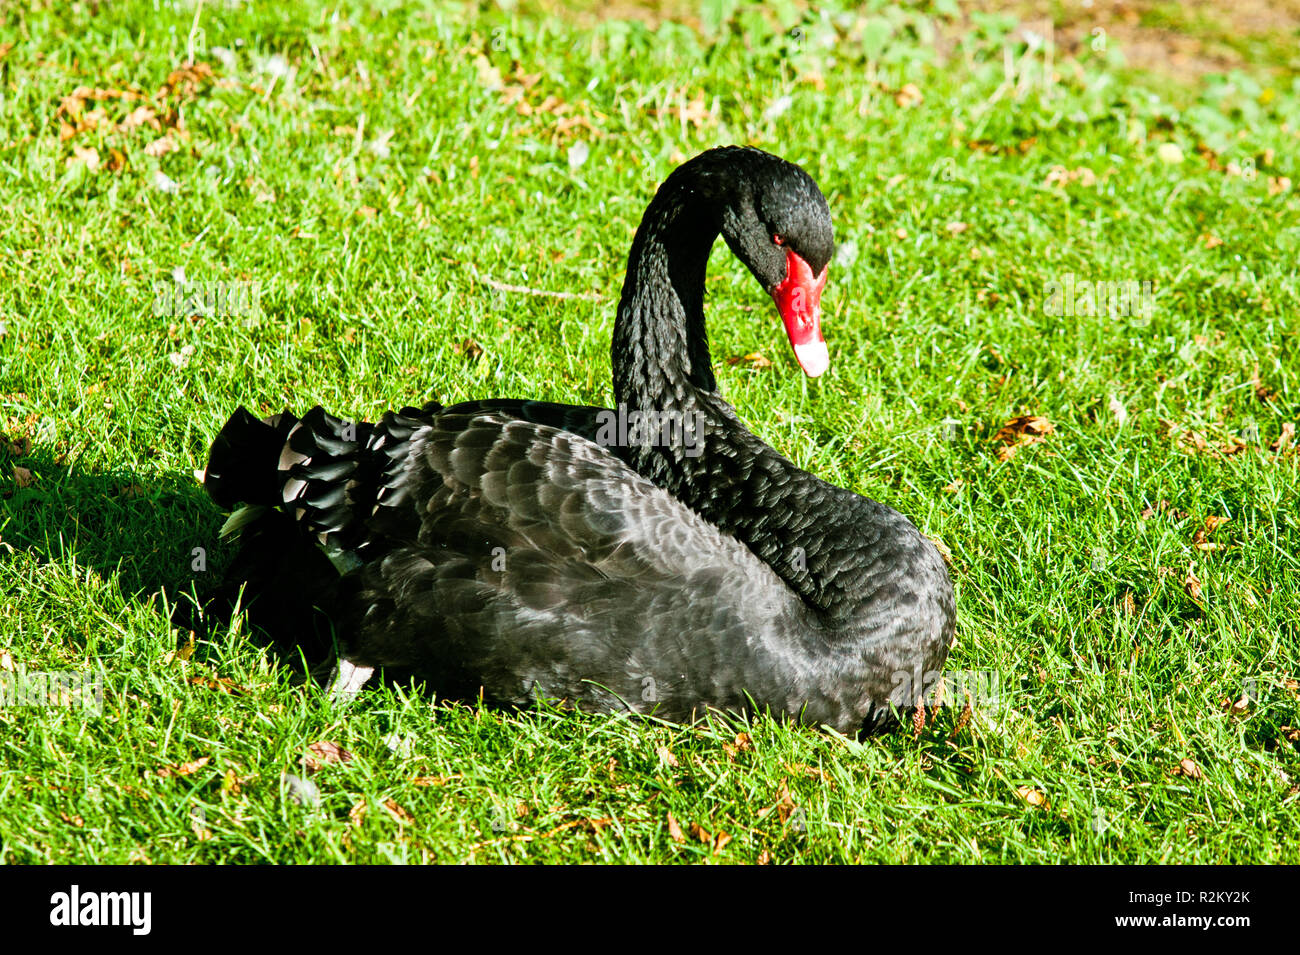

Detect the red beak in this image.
[770,249,829,377]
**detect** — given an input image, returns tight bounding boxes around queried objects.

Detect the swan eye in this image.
[772,233,785,246]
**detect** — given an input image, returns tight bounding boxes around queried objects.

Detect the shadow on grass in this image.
[0,443,340,678]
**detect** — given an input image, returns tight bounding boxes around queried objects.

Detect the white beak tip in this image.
[793,339,830,378]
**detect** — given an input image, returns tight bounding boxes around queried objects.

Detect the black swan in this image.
[202,146,954,735]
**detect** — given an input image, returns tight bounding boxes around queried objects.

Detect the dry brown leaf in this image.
[726,352,772,369]
[356,205,377,219]
[1192,515,1229,551]
[1175,757,1204,780]
[144,134,178,157]
[1183,564,1204,603]
[411,774,460,787]
[60,812,85,827]
[1044,165,1095,188]
[1199,233,1224,249]
[12,466,34,487]
[756,849,773,864]
[186,674,243,694]
[1268,176,1292,196]
[156,756,210,778]
[894,83,923,108]
[221,769,242,795]
[453,338,484,360]
[667,812,685,843]
[993,414,1053,461]
[119,105,159,131]
[349,800,367,827]
[1016,785,1047,807]
[945,221,968,234]
[1224,693,1250,715]
[1271,422,1296,454]
[304,740,354,772]
[383,798,415,825]
[773,778,797,824]
[655,744,680,768]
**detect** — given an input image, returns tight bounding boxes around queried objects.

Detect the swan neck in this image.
[612,181,719,411]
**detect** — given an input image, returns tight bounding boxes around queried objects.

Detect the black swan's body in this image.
[203,147,954,735]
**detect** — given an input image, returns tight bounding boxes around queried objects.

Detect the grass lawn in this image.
[1,0,1297,864]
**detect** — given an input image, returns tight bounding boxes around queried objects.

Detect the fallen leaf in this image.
[60,812,85,827]
[453,338,484,360]
[187,674,243,694]
[304,740,354,772]
[410,774,460,787]
[1199,233,1224,249]
[1016,785,1047,807]
[945,221,968,234]
[1224,693,1250,715]
[349,800,367,827]
[656,744,680,768]
[144,134,177,157]
[156,756,210,778]
[756,849,773,864]
[1044,165,1095,187]
[1175,757,1204,780]
[726,352,772,369]
[1192,515,1228,551]
[666,812,685,844]
[993,414,1054,461]
[1183,564,1204,603]
[12,466,34,487]
[1268,176,1292,196]
[221,769,242,795]
[894,83,923,108]
[383,798,414,825]
[68,145,101,170]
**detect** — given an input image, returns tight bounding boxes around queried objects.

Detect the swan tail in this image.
[204,402,441,556]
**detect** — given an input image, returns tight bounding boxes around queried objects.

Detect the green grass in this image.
[1,0,1297,863]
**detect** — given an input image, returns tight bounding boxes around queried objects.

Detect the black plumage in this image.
[203,146,954,735]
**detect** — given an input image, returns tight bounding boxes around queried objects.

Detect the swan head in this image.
[713,148,835,378]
